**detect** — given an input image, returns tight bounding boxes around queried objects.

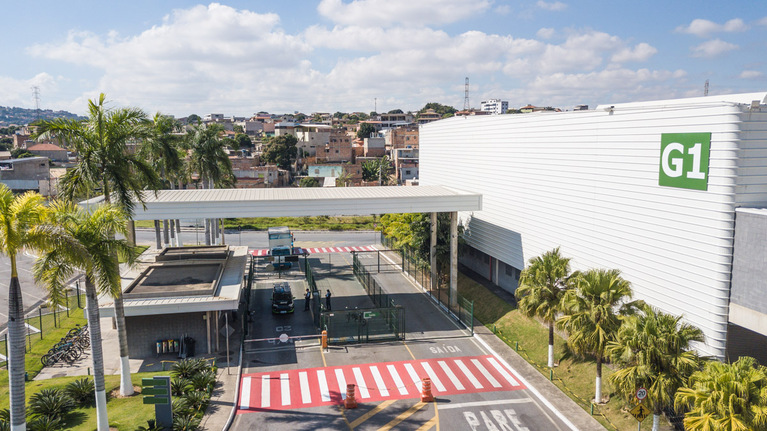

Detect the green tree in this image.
[235,133,252,149]
[357,123,377,139]
[387,109,404,114]
[558,268,640,403]
[419,102,457,117]
[0,186,46,431]
[11,149,35,158]
[233,124,244,134]
[608,305,704,431]
[261,135,297,170]
[186,114,201,124]
[335,169,352,187]
[299,177,320,187]
[140,113,182,189]
[33,201,139,431]
[33,93,160,397]
[515,248,573,368]
[675,356,767,431]
[362,156,393,185]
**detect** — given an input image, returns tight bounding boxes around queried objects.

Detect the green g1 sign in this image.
[659,133,711,191]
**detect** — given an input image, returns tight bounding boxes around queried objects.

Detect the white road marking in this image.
[369,365,389,397]
[317,370,331,402]
[404,363,422,393]
[352,367,370,398]
[280,373,290,406]
[240,377,251,409]
[438,360,465,390]
[387,364,409,395]
[420,362,446,392]
[335,368,347,400]
[471,359,501,388]
[439,398,534,410]
[455,359,483,389]
[260,375,270,408]
[487,357,520,386]
[299,371,311,404]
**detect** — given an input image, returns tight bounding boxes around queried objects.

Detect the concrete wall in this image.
[126,312,209,358]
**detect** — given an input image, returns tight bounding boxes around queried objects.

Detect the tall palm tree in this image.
[32,201,138,431]
[140,113,183,246]
[515,247,573,368]
[675,356,767,431]
[558,268,640,403]
[33,93,160,397]
[0,186,46,431]
[186,123,233,245]
[608,305,704,431]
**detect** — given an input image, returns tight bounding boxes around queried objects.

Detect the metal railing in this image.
[320,306,404,344]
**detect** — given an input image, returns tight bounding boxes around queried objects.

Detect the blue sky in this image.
[2,0,766,117]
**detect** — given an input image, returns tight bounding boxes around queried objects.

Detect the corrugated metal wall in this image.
[420,99,767,359]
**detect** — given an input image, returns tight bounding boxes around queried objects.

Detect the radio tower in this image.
[463,77,470,111]
[32,86,41,120]
[704,80,709,96]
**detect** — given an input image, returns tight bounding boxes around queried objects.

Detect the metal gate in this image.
[320,306,404,344]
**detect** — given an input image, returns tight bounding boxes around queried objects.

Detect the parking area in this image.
[233,252,598,431]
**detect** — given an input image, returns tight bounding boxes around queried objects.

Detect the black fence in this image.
[352,252,396,309]
[320,306,405,344]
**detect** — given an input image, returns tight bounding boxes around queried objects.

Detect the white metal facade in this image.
[420,93,767,359]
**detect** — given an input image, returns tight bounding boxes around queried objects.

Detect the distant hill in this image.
[0,106,84,127]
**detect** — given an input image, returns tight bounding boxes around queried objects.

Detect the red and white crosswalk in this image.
[237,355,526,413]
[251,245,376,257]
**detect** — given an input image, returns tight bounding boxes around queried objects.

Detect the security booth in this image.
[99,245,248,358]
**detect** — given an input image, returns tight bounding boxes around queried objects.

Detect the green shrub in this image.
[135,419,163,431]
[182,391,209,414]
[189,370,216,393]
[170,358,207,379]
[27,415,62,431]
[172,412,200,431]
[171,377,191,397]
[65,377,95,407]
[28,388,74,421]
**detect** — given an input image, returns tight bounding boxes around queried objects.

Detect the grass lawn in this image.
[457,272,660,431]
[133,215,376,231]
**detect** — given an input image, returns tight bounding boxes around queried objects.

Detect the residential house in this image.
[27,142,68,163]
[416,109,442,124]
[393,147,418,184]
[0,157,51,195]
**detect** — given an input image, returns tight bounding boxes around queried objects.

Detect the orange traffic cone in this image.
[345,384,358,409]
[421,377,434,402]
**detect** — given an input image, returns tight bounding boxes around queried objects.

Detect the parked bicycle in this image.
[40,324,90,366]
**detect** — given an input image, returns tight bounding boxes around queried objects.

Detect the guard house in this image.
[100,245,247,358]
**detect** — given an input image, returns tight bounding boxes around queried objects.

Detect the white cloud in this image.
[759,16,767,26]
[536,31,621,73]
[316,0,491,27]
[495,5,511,15]
[676,18,748,37]
[611,42,657,63]
[739,70,763,79]
[691,39,738,58]
[0,73,61,109]
[536,1,567,11]
[536,28,555,39]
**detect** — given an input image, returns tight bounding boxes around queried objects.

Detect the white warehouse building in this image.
[419,93,767,361]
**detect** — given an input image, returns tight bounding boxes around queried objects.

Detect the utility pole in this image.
[463,77,470,111]
[32,86,41,121]
[374,98,377,115]
[704,79,709,96]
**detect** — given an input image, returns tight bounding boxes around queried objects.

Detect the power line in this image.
[704,79,709,97]
[31,86,41,120]
[463,77,470,111]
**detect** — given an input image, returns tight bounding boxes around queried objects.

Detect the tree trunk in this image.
[8,273,26,431]
[548,322,555,368]
[595,356,602,403]
[154,220,162,249]
[162,220,170,248]
[652,413,660,431]
[85,274,110,431]
[113,292,133,396]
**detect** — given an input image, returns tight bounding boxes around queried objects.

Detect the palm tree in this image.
[608,305,704,431]
[675,356,767,431]
[558,268,640,403]
[33,93,160,397]
[516,247,573,368]
[186,123,233,245]
[140,113,183,246]
[0,186,46,431]
[32,201,138,431]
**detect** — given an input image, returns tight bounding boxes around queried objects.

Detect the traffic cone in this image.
[345,384,357,409]
[421,377,434,402]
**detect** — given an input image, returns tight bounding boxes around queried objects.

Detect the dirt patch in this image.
[109,385,142,398]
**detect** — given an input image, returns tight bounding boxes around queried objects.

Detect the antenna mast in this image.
[463,77,470,111]
[32,86,41,120]
[704,80,709,96]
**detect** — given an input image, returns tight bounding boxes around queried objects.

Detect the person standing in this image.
[304,289,311,311]
[325,289,332,311]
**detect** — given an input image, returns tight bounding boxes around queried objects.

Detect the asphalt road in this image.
[233,253,575,431]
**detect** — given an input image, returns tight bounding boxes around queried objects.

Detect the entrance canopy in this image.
[81,185,482,220]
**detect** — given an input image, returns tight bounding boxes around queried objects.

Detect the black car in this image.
[271,282,295,314]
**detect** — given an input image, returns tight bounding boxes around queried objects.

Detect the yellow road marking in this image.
[435,400,440,431]
[416,416,438,431]
[337,405,353,430]
[350,399,397,429]
[403,341,416,360]
[377,401,427,431]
